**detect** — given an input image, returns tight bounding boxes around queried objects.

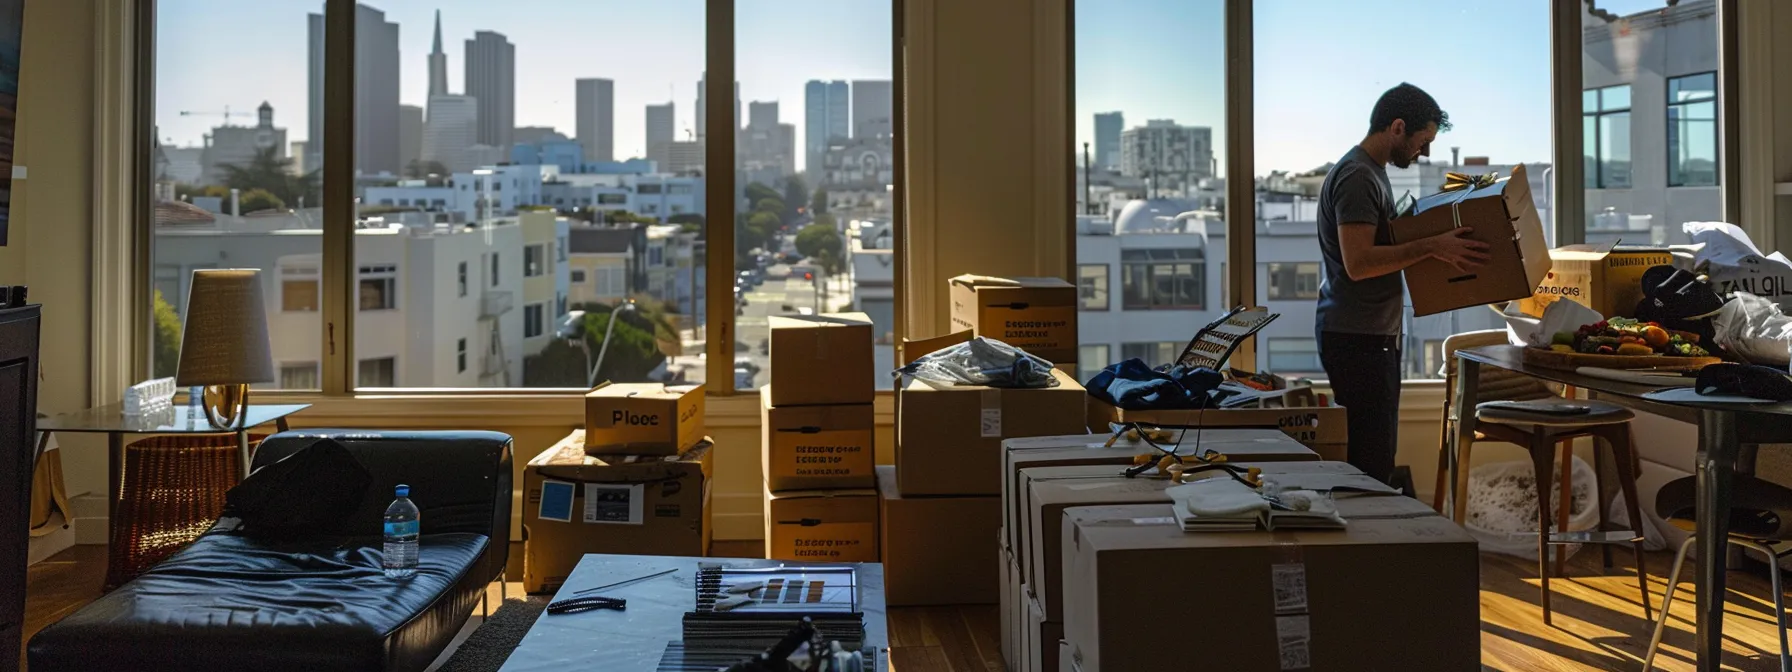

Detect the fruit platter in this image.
[1522,317,1722,370]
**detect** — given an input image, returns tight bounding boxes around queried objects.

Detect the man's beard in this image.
[1390,140,1420,169]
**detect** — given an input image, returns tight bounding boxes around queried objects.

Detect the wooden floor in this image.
[21,542,1792,671]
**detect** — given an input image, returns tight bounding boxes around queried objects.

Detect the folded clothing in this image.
[1695,362,1792,402]
[1085,358,1230,410]
[894,336,1057,388]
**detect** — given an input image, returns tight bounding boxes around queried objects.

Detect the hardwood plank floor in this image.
[22,542,1792,671]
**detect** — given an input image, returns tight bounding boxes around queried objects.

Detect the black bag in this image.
[223,437,373,538]
[1634,265,1726,346]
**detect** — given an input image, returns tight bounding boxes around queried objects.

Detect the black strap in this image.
[546,595,627,615]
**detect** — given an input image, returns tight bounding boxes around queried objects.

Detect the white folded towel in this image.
[1166,477,1269,518]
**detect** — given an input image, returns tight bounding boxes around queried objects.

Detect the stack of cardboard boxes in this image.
[883,275,1087,607]
[522,383,711,594]
[761,312,881,563]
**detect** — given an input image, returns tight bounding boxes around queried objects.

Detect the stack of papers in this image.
[1164,477,1349,532]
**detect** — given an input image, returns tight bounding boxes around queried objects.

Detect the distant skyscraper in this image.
[1120,119,1215,184]
[748,101,779,130]
[465,30,515,150]
[1094,112,1123,171]
[696,72,740,139]
[307,4,401,175]
[428,10,449,98]
[423,94,479,172]
[576,78,615,163]
[645,102,675,167]
[852,80,893,139]
[804,80,849,175]
[741,101,793,179]
[400,104,424,173]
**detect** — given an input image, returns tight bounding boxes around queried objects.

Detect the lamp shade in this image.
[175,269,276,386]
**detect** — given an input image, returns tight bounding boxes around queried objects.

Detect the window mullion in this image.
[704,0,737,393]
[320,0,356,395]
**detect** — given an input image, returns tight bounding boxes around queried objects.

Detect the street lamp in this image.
[557,300,638,387]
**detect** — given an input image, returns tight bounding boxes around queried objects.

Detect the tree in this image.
[810,187,829,215]
[745,182,781,208]
[668,213,705,235]
[152,290,182,379]
[218,145,319,207]
[795,222,844,260]
[524,298,686,386]
[782,175,810,222]
[744,211,781,252]
[813,212,837,231]
[237,188,285,214]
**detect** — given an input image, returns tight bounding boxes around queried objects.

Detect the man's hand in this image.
[1424,228,1492,273]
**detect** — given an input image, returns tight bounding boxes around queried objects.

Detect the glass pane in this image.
[1601,84,1630,111]
[1668,100,1718,187]
[1583,114,1598,189]
[152,1,323,389]
[352,1,704,388]
[1254,0,1550,380]
[1599,111,1631,189]
[1077,264,1109,310]
[736,0,894,391]
[1669,72,1716,102]
[1582,88,1598,113]
[1075,344,1109,383]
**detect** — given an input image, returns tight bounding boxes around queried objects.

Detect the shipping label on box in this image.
[762,387,875,491]
[1519,243,1675,318]
[949,275,1079,364]
[584,382,705,455]
[764,484,879,563]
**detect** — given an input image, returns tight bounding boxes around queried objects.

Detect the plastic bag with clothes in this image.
[1712,291,1792,368]
[1686,221,1792,309]
[893,336,1058,388]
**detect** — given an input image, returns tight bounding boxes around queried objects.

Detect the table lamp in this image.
[175,269,275,429]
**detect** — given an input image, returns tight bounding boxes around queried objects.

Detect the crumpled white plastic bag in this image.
[1712,291,1792,368]
[1686,221,1792,308]
[1503,297,1604,348]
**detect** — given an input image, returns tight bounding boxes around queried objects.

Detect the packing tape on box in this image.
[980,389,1002,438]
[1270,532,1312,671]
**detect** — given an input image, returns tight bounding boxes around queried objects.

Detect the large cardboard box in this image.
[761,387,875,491]
[1517,243,1677,318]
[764,483,879,562]
[1020,461,1386,622]
[1392,164,1552,317]
[583,382,706,455]
[1023,591,1063,672]
[1000,542,1020,671]
[1087,399,1348,461]
[1001,430,1317,555]
[877,466,1000,606]
[948,275,1079,365]
[1061,499,1480,672]
[768,312,875,406]
[897,368,1086,496]
[523,430,713,593]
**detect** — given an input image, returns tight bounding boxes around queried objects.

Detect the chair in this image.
[29,430,513,672]
[1431,329,1652,625]
[107,434,264,587]
[1643,475,1792,671]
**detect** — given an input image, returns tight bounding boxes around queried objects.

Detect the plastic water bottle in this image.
[383,484,420,577]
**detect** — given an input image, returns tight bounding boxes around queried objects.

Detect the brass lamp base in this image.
[201,384,251,430]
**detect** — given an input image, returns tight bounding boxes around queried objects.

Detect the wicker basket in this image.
[107,434,263,587]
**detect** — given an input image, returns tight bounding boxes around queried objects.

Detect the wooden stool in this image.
[1475,400,1652,625]
[107,434,260,587]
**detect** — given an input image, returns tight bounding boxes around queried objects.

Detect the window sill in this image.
[239,389,898,428]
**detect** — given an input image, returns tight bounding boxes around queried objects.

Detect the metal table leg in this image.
[236,429,251,479]
[1695,409,1738,671]
[1449,355,1481,522]
[104,432,125,589]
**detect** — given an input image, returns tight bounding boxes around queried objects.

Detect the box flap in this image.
[585,382,699,401]
[1503,165,1554,289]
[900,330,972,365]
[766,311,873,331]
[949,274,1072,290]
[531,433,713,481]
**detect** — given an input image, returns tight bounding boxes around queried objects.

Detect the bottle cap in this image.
[395,484,410,498]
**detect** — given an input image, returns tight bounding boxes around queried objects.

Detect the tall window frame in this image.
[1666,71,1718,188]
[1584,84,1632,189]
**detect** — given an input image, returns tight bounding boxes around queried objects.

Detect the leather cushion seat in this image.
[28,531,489,672]
[1475,399,1634,427]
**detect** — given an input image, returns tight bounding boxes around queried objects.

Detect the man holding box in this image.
[1315,83,1490,483]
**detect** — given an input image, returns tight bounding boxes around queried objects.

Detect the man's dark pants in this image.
[1318,331,1402,483]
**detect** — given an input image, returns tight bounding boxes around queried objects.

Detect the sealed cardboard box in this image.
[898,368,1087,496]
[1087,400,1348,461]
[1060,499,1479,672]
[764,483,879,562]
[1023,591,1063,672]
[1392,164,1552,317]
[761,386,875,491]
[1000,543,1020,669]
[1001,430,1316,554]
[948,275,1079,365]
[876,466,999,606]
[583,382,705,455]
[523,430,713,593]
[768,312,875,406]
[1517,243,1677,318]
[1021,461,1388,622]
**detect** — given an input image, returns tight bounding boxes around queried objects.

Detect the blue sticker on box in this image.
[538,479,575,522]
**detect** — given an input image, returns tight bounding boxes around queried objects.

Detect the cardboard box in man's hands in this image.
[1393,164,1552,317]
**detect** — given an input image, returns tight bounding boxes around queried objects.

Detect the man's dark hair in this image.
[1368,82,1450,136]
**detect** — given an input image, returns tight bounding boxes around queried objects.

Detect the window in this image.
[1667,72,1717,187]
[458,262,468,297]
[525,244,547,277]
[1078,264,1109,311]
[1583,84,1631,189]
[1265,338,1321,377]
[1421,339,1445,379]
[594,266,626,298]
[524,303,545,339]
[1120,248,1204,310]
[1120,342,1182,367]
[457,338,468,374]
[279,363,319,390]
[598,193,627,205]
[571,269,587,284]
[557,236,568,262]
[358,264,397,311]
[281,265,320,312]
[358,357,396,388]
[1076,344,1110,384]
[1264,262,1319,301]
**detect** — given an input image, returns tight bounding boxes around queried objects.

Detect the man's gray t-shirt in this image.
[1315,146,1402,336]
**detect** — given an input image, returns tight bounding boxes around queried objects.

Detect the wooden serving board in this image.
[1521,346,1720,371]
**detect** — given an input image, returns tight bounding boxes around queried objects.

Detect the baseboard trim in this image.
[27,525,77,564]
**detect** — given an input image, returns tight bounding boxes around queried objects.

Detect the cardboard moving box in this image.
[1393,164,1552,317]
[948,275,1078,365]
[1060,499,1479,672]
[768,312,875,406]
[1517,243,1677,319]
[877,466,1000,606]
[761,386,875,491]
[1001,543,1020,668]
[764,483,879,562]
[1023,590,1063,672]
[1086,400,1347,462]
[523,430,713,593]
[583,382,705,455]
[898,368,1087,496]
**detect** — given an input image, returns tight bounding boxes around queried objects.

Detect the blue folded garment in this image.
[1085,358,1230,410]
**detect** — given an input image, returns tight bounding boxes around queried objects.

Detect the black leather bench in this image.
[28,430,513,672]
